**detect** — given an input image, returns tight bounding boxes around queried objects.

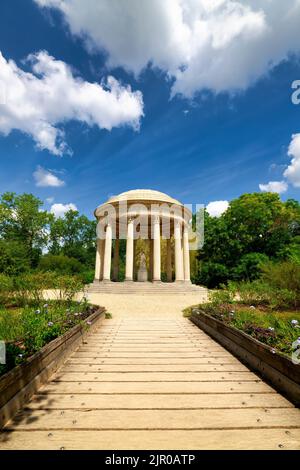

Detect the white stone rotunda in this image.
[88,189,206,294]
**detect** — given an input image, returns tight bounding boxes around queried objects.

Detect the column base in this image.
[152,279,162,283]
[124,278,134,282]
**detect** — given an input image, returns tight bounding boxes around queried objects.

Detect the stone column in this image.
[174,220,184,281]
[133,239,137,281]
[103,223,112,281]
[166,238,172,282]
[149,238,153,281]
[94,238,103,281]
[125,218,134,281]
[113,238,119,281]
[153,215,161,282]
[183,225,191,282]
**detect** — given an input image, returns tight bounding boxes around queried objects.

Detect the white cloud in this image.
[284,133,300,188]
[33,166,65,187]
[45,197,55,204]
[50,202,77,218]
[206,200,229,217]
[259,180,288,194]
[35,0,300,97]
[0,50,144,155]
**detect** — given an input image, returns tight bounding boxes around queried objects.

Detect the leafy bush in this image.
[12,272,58,306]
[232,253,269,281]
[0,299,96,376]
[52,275,84,305]
[39,254,83,275]
[0,308,23,341]
[0,240,31,276]
[79,270,95,284]
[197,262,230,288]
[209,288,235,306]
[261,261,300,294]
[0,274,14,306]
[231,280,272,306]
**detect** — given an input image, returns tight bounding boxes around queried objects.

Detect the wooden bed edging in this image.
[190,311,300,406]
[0,306,105,429]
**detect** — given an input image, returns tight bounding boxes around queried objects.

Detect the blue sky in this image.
[0,0,300,219]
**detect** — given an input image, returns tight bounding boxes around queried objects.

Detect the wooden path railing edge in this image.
[190,311,300,407]
[0,306,106,429]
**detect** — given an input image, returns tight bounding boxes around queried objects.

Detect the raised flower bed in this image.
[0,304,105,428]
[190,308,300,406]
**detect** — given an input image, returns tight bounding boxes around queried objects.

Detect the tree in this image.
[0,192,52,267]
[196,193,300,287]
[0,240,30,275]
[48,210,96,267]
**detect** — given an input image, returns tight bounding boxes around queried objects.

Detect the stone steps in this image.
[86,282,208,295]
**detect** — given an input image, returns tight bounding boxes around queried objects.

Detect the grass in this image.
[0,298,97,377]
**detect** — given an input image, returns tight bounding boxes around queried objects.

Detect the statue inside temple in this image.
[137,251,148,282]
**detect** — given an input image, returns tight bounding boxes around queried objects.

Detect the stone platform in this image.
[87,281,208,295]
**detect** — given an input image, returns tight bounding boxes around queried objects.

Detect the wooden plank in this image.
[2,429,300,450]
[61,363,250,372]
[52,371,257,382]
[40,380,274,394]
[8,408,300,430]
[66,357,242,365]
[25,393,293,410]
[76,348,227,353]
[72,352,234,358]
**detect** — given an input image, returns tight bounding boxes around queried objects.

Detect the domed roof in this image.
[106,189,182,206]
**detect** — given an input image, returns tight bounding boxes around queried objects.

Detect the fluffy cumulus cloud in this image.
[206,200,229,217]
[0,50,144,155]
[259,180,288,194]
[50,202,77,218]
[35,0,300,96]
[284,133,300,188]
[259,133,300,193]
[33,166,65,187]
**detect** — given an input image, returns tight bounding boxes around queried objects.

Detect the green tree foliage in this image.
[196,193,300,287]
[48,209,96,267]
[0,192,52,268]
[38,254,83,274]
[0,240,31,275]
[0,193,97,277]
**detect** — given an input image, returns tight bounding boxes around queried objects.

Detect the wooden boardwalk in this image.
[1,316,300,449]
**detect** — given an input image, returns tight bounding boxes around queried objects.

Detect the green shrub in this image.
[209,288,235,306]
[233,280,272,306]
[39,254,83,275]
[52,275,84,304]
[232,253,269,281]
[261,261,300,294]
[12,272,57,306]
[0,308,23,341]
[0,274,14,306]
[0,240,30,276]
[197,262,230,288]
[79,270,95,284]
